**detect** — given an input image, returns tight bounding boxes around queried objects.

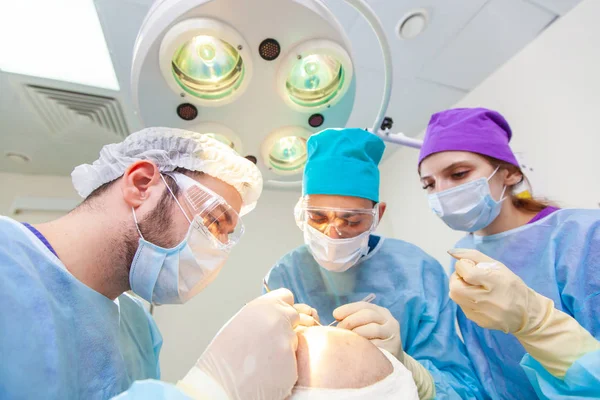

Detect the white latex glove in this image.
[294,303,321,327]
[333,302,435,399]
[449,249,600,378]
[333,301,402,359]
[178,289,301,400]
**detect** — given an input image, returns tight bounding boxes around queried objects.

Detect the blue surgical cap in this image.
[303,128,385,203]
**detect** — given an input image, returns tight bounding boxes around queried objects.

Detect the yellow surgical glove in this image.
[402,353,437,400]
[449,249,600,378]
[333,301,436,399]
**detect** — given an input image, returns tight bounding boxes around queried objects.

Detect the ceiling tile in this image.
[346,0,490,76]
[419,0,556,90]
[525,0,581,16]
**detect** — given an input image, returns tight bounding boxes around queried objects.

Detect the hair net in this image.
[71,127,263,215]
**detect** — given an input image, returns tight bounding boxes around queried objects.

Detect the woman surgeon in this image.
[417,108,600,399]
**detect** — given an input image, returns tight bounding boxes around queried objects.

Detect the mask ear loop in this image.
[486,166,508,202]
[160,173,192,225]
[486,165,501,181]
[131,207,145,240]
[371,203,381,231]
[498,185,508,202]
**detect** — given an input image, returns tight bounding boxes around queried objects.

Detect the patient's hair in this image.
[295,326,393,389]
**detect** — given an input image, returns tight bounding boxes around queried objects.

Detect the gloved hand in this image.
[333,301,436,399]
[177,289,301,400]
[294,303,321,327]
[448,248,541,334]
[449,249,600,378]
[333,301,402,359]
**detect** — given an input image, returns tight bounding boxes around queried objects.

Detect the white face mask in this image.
[304,225,371,272]
[427,166,506,232]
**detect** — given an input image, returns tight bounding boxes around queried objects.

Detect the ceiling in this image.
[0,0,581,177]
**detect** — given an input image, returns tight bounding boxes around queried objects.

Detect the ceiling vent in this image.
[23,85,129,138]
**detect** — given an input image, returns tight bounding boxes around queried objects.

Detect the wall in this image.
[0,172,80,222]
[153,188,304,382]
[378,0,600,269]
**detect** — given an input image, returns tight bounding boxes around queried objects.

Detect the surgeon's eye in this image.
[451,170,470,180]
[308,212,328,224]
[421,182,434,190]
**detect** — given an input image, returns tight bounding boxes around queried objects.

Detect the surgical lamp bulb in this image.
[205,133,235,149]
[304,60,319,76]
[172,35,244,100]
[286,54,344,107]
[197,43,216,62]
[269,136,307,171]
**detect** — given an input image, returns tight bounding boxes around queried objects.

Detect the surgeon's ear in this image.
[121,161,161,207]
[377,202,387,223]
[503,166,523,187]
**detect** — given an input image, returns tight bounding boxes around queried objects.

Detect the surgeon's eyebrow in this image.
[420,161,471,180]
[339,212,367,220]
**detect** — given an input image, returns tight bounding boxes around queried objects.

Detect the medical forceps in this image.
[327,293,377,326]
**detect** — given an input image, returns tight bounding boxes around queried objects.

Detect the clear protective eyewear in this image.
[165,173,244,249]
[294,198,379,239]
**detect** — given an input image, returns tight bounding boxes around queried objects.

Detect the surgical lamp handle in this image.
[375,129,423,149]
[343,0,392,135]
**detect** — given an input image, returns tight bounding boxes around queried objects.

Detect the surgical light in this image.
[286,54,343,107]
[269,136,307,171]
[171,35,244,100]
[261,127,311,175]
[193,122,243,153]
[277,40,353,112]
[205,133,235,149]
[156,17,253,107]
[134,0,406,189]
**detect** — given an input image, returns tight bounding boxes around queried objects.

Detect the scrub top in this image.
[0,216,162,399]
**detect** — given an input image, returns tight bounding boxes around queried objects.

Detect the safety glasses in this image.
[294,197,378,238]
[166,173,244,249]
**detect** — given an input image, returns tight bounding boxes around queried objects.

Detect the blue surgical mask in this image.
[129,175,230,305]
[428,167,506,232]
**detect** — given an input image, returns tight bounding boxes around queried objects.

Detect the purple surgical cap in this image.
[418,107,519,167]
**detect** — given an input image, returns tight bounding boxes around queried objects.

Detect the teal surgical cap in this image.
[303,128,385,203]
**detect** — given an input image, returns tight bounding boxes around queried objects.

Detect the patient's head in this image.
[289,326,418,399]
[295,326,392,388]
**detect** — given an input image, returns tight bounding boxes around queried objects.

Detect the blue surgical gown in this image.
[0,216,163,399]
[265,235,485,399]
[450,209,600,399]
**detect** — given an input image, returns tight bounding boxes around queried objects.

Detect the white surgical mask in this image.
[129,175,231,304]
[304,225,371,272]
[428,167,506,232]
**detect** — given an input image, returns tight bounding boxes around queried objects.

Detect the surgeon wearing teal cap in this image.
[264,128,485,399]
